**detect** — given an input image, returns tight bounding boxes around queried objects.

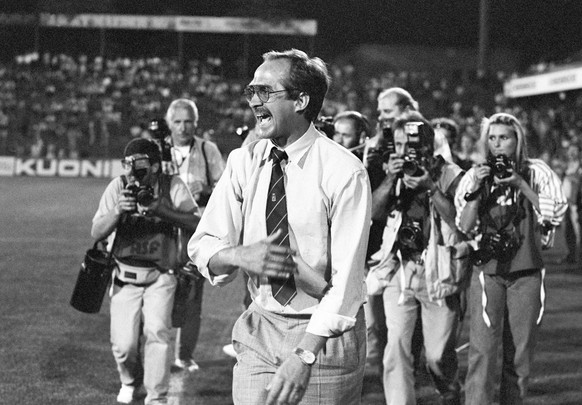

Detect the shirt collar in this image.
[267,123,319,167]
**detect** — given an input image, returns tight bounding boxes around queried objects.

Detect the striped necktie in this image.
[266,147,296,306]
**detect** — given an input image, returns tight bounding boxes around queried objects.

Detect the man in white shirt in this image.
[164,98,225,372]
[189,49,371,405]
[166,98,225,207]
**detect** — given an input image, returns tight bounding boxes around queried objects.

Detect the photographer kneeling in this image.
[91,138,199,405]
[366,111,466,405]
[454,113,567,405]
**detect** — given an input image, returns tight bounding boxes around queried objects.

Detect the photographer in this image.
[363,88,421,377]
[91,138,198,405]
[366,111,465,405]
[332,110,370,160]
[454,113,567,405]
[164,98,226,371]
[166,98,225,207]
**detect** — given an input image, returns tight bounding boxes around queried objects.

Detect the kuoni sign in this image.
[0,157,123,178]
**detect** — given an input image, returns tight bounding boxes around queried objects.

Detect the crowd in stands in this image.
[0,51,581,169]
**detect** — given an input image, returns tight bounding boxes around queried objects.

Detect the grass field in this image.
[1,176,581,405]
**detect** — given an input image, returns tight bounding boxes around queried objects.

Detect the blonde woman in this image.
[454,113,567,404]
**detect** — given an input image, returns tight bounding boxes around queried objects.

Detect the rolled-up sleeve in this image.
[529,160,568,226]
[306,169,371,336]
[454,168,481,237]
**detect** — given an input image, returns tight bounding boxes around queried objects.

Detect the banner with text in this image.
[504,66,582,98]
[0,157,123,178]
[38,13,317,36]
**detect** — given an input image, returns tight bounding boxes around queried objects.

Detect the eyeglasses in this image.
[121,154,151,171]
[242,85,289,103]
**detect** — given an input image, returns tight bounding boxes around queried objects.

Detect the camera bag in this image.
[424,208,472,300]
[70,239,116,314]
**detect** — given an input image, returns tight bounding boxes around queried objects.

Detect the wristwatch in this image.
[293,347,316,366]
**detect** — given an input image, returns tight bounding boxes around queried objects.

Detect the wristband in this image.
[464,187,482,202]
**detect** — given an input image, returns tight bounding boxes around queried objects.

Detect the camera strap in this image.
[200,140,212,187]
[478,185,526,238]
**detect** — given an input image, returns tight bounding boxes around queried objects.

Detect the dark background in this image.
[2,0,582,71]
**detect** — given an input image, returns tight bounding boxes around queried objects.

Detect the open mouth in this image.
[255,110,272,126]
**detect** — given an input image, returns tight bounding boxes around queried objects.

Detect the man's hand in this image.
[402,167,434,191]
[266,354,311,405]
[383,153,404,178]
[236,230,297,279]
[116,189,137,214]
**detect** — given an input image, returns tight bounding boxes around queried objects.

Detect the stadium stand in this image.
[0,51,581,169]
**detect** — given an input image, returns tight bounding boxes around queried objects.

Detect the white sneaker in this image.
[116,384,134,404]
[174,358,200,372]
[223,343,237,358]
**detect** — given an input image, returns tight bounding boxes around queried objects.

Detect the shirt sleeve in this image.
[454,167,481,236]
[188,151,242,286]
[529,159,568,226]
[205,141,226,186]
[169,176,198,214]
[93,178,121,218]
[306,168,371,337]
[92,177,123,247]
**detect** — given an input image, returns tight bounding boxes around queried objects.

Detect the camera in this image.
[402,122,428,177]
[486,154,512,179]
[148,118,172,163]
[398,218,424,250]
[126,183,155,207]
[366,127,395,164]
[472,230,520,265]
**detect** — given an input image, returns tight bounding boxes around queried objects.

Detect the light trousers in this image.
[382,261,461,405]
[231,302,367,405]
[110,272,176,405]
[464,269,542,405]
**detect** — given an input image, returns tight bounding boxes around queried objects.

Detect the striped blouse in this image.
[454,158,567,247]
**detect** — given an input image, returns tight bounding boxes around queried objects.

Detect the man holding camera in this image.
[166,98,225,207]
[367,112,465,405]
[91,138,199,404]
[364,87,420,375]
[163,98,226,371]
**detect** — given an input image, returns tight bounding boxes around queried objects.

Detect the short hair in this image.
[377,87,419,112]
[165,98,199,127]
[479,112,528,168]
[392,111,434,154]
[333,111,371,139]
[262,49,331,122]
[431,117,459,142]
[123,138,161,164]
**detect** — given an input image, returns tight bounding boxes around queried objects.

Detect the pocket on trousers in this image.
[437,241,472,292]
[318,317,365,371]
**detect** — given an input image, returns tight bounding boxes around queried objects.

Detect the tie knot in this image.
[270,147,288,164]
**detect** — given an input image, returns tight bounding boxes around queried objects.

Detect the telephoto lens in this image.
[171,263,197,328]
